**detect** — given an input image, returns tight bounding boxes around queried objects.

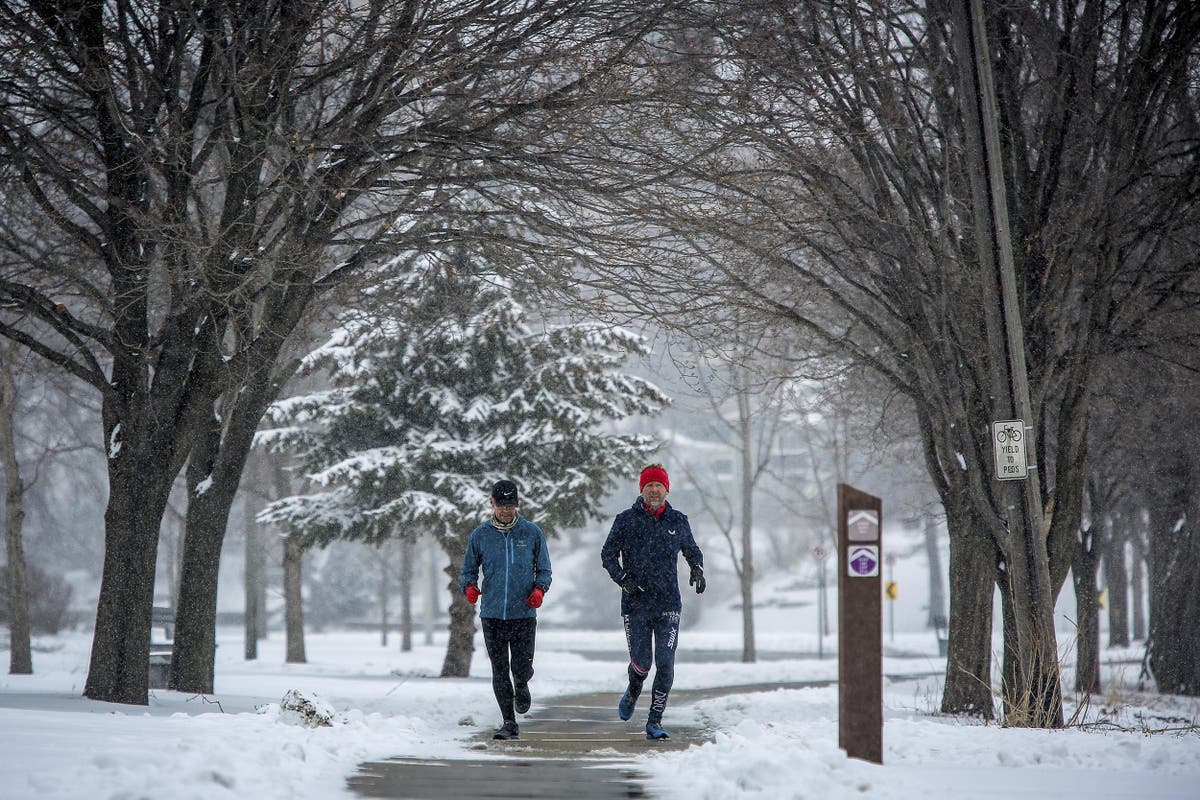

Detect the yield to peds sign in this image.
[992,419,1028,480]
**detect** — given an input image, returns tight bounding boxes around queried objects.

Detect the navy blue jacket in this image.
[460,516,552,620]
[601,498,703,615]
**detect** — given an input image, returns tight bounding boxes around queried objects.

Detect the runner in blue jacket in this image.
[601,463,704,740]
[460,479,552,740]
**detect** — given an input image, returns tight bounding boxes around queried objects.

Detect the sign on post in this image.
[992,419,1028,480]
[837,483,883,765]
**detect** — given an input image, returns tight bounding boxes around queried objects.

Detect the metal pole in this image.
[817,560,825,660]
[888,559,895,643]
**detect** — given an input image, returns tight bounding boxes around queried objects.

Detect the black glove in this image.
[689,564,706,594]
[619,575,643,595]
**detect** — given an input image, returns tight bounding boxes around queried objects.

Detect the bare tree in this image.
[678,341,791,663]
[0,0,680,703]
[0,340,31,675]
[570,0,1200,724]
[1103,338,1200,695]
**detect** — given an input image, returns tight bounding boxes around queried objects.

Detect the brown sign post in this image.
[837,483,883,764]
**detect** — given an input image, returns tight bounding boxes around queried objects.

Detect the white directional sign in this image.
[847,509,879,541]
[992,419,1028,480]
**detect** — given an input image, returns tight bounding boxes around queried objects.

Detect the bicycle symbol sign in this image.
[992,419,1028,480]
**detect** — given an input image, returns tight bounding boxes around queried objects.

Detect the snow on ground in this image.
[1,621,1197,800]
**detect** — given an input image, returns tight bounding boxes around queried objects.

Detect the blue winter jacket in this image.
[459,516,552,620]
[601,498,703,615]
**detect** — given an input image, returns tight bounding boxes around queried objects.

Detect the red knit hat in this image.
[639,464,669,492]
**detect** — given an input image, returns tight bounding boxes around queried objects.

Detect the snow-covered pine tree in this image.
[256,255,667,675]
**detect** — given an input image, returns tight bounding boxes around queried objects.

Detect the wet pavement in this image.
[345,680,854,799]
[345,645,949,799]
[346,689,700,799]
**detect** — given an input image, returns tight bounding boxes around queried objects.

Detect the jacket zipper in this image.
[503,532,512,620]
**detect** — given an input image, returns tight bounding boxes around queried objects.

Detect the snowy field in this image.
[1,621,1197,800]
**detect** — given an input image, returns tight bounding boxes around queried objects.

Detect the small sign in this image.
[847,545,879,577]
[885,581,898,600]
[812,545,829,561]
[847,510,879,541]
[992,419,1028,480]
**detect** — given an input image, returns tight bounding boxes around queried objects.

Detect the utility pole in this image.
[950,0,1062,726]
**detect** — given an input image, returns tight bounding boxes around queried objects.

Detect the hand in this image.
[526,586,544,608]
[620,575,642,595]
[689,565,705,594]
[465,584,481,604]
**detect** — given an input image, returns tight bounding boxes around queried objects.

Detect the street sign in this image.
[885,581,897,600]
[847,545,879,577]
[992,419,1028,480]
[847,509,879,541]
[812,545,829,561]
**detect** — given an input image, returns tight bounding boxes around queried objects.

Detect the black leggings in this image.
[481,617,537,722]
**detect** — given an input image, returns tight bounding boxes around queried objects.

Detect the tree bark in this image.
[941,505,996,719]
[170,340,296,692]
[924,514,947,628]
[440,535,474,678]
[1147,457,1200,695]
[84,387,197,704]
[379,548,390,648]
[1071,521,1102,694]
[170,414,225,692]
[1,344,32,675]
[85,467,177,704]
[243,470,264,661]
[400,538,413,652]
[738,387,756,664]
[283,535,307,664]
[1104,513,1129,648]
[1130,527,1147,642]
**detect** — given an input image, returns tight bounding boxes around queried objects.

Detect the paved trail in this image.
[345,680,848,799]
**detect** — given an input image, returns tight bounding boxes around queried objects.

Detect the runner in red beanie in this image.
[602,462,704,741]
[639,464,669,492]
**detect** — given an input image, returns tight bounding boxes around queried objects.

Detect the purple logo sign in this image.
[847,545,879,577]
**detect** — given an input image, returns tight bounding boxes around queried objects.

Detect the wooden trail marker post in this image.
[838,483,883,764]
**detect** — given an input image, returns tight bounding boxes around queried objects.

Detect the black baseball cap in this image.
[491,479,519,507]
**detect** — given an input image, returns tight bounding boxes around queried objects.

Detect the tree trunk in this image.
[171,416,226,693]
[1071,523,1101,695]
[379,548,390,648]
[171,347,293,692]
[400,538,413,652]
[1130,526,1147,642]
[1104,513,1130,648]
[440,534,474,678]
[283,534,307,664]
[84,475,175,703]
[425,536,438,646]
[84,396,188,705]
[738,388,756,664]
[924,513,947,628]
[996,519,1065,726]
[1,345,32,675]
[940,505,996,719]
[164,501,185,613]
[243,472,264,661]
[1147,458,1200,695]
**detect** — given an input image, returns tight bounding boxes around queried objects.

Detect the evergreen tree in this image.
[257,257,667,675]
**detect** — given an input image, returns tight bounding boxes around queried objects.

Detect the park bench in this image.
[148,606,174,690]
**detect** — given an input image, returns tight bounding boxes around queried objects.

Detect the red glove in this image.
[526,586,544,608]
[465,584,481,605]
